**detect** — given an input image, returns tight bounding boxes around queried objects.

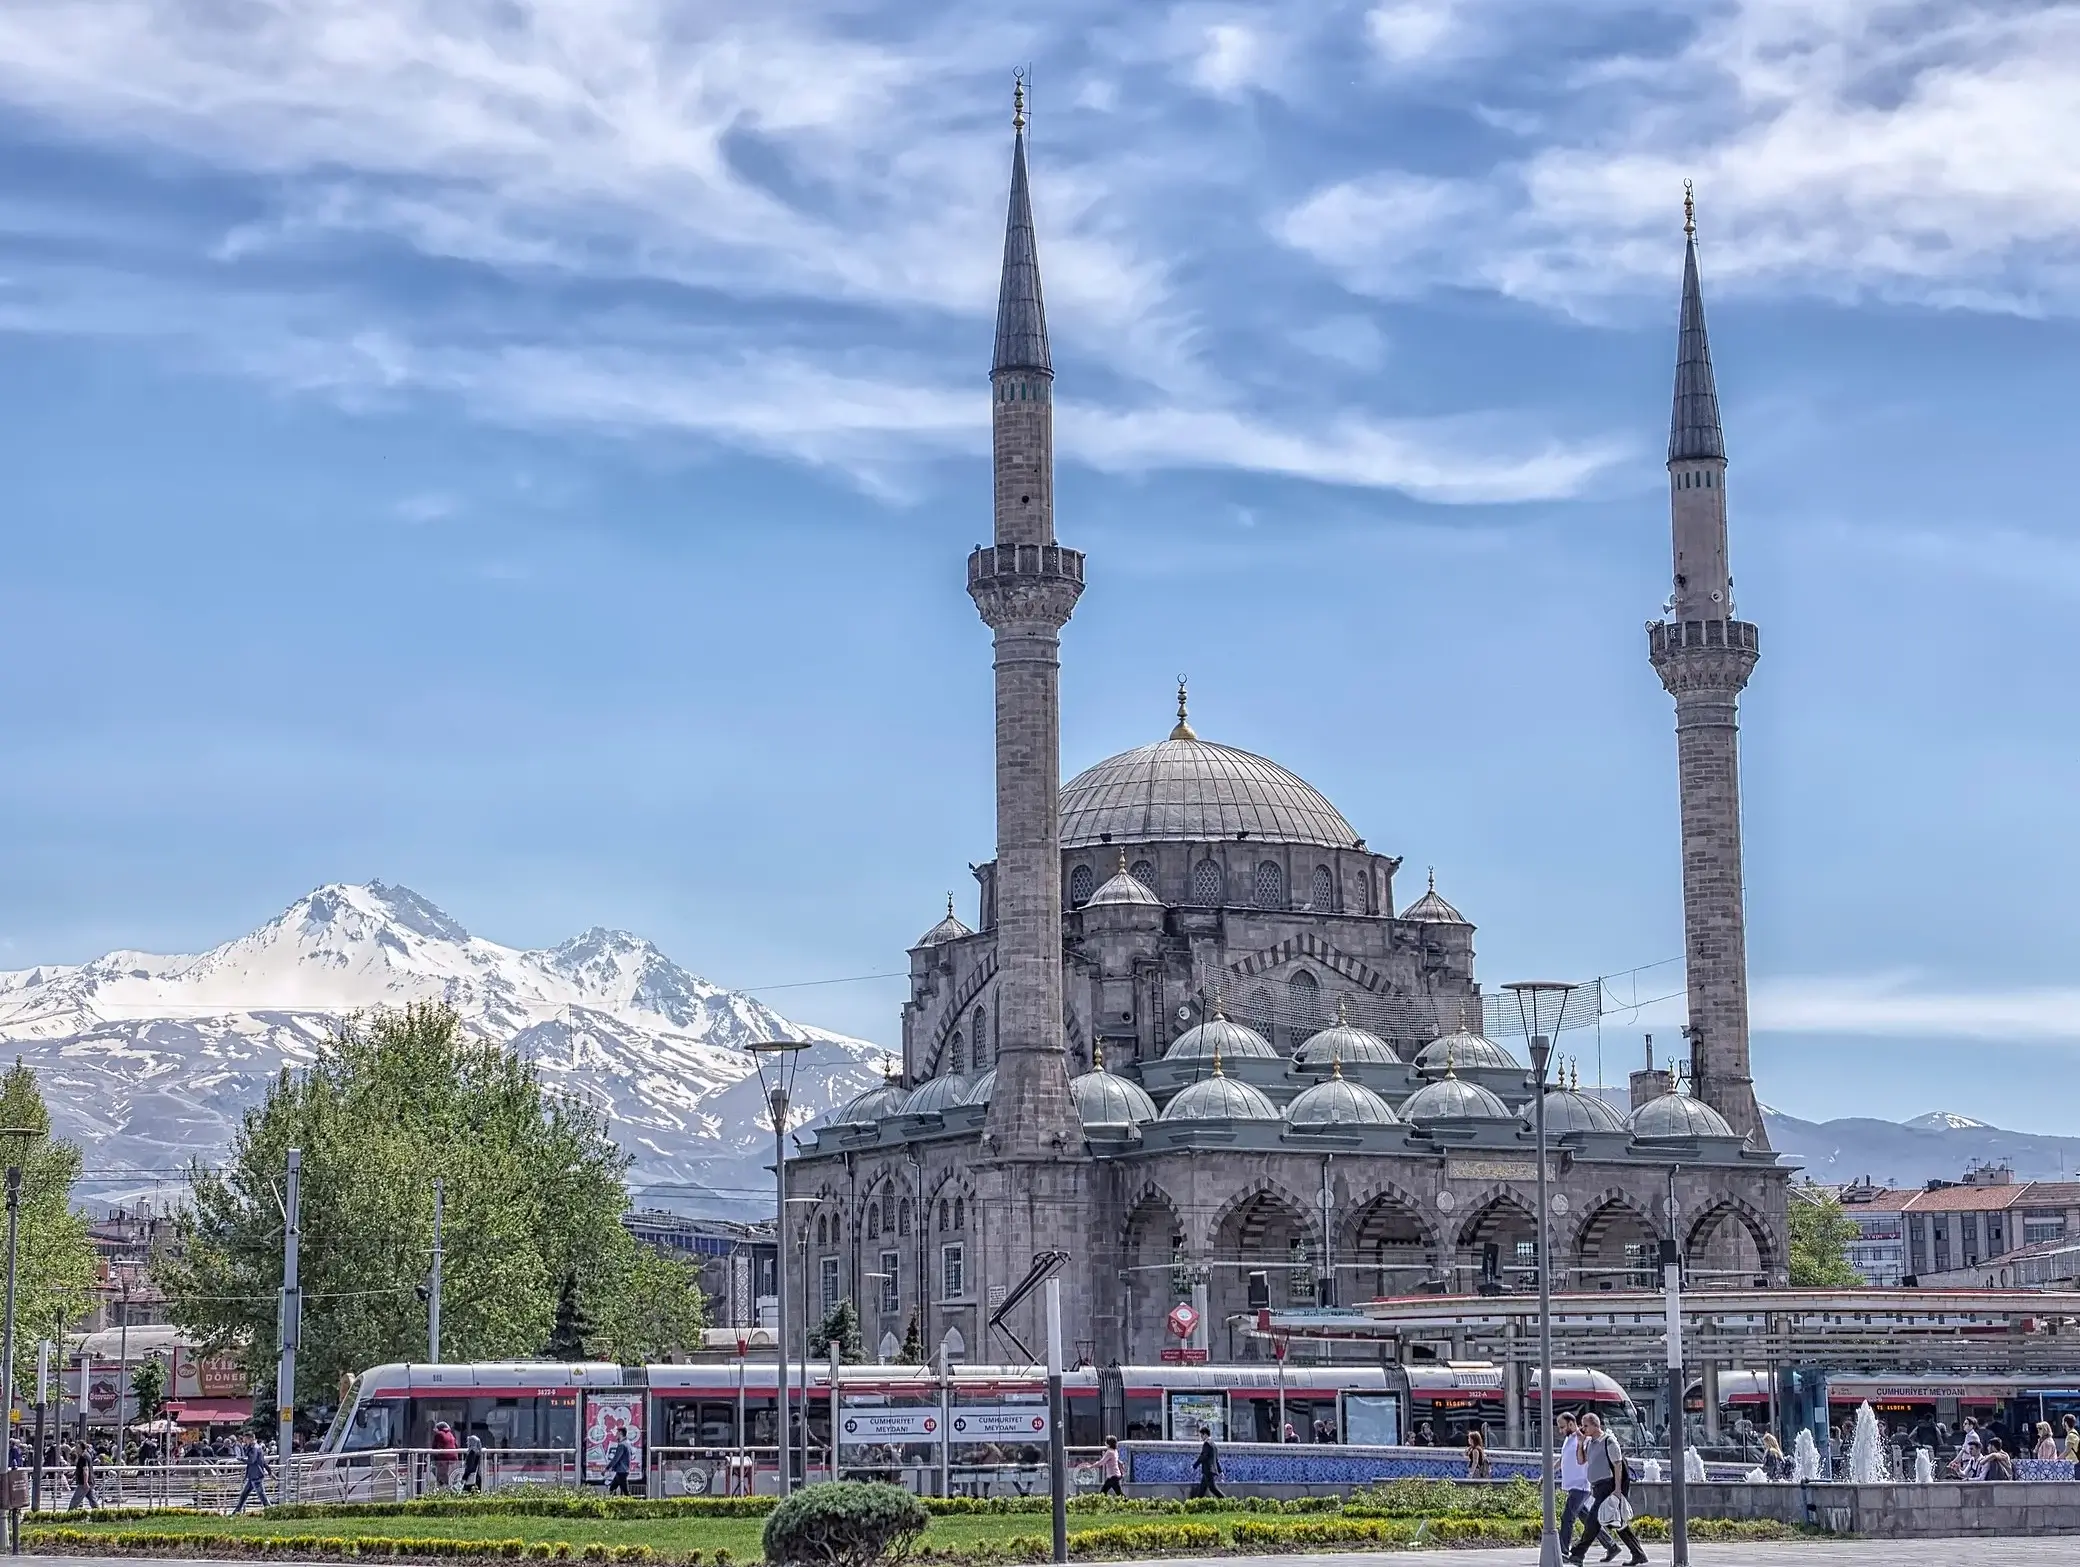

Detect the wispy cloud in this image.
[1283,0,2080,315]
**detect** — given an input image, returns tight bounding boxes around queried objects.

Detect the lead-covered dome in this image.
[1530,1086,1629,1135]
[1160,1071,1282,1123]
[1072,1065,1159,1127]
[1165,1009,1279,1063]
[1631,1091,1736,1139]
[901,1074,972,1116]
[833,1079,908,1125]
[1287,1070,1398,1128]
[1295,999,1401,1067]
[1058,727,1359,851]
[1415,1030,1519,1071]
[963,1068,997,1106]
[1403,1074,1517,1123]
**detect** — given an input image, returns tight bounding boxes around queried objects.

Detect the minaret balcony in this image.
[1648,617,1758,658]
[968,543,1085,630]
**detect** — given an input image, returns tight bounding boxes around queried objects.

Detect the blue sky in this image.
[3,0,2079,1134]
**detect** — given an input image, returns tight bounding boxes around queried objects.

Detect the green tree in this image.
[810,1299,866,1364]
[543,1271,594,1360]
[899,1312,923,1365]
[1788,1187,1863,1288]
[160,1003,675,1413]
[0,1063,97,1397]
[132,1354,168,1424]
[589,1246,707,1363]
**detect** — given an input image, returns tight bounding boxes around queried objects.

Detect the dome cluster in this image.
[832,1012,1740,1145]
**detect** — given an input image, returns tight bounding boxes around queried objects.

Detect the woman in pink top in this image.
[1097,1436,1124,1496]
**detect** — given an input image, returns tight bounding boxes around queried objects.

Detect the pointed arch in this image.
[1686,1196,1779,1282]
[1569,1189,1663,1292]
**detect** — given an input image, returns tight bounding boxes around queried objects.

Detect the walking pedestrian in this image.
[606,1424,634,1497]
[65,1443,98,1511]
[2063,1415,2079,1477]
[1464,1426,1491,1479]
[1568,1412,1646,1567]
[461,1434,484,1494]
[1097,1436,1124,1497]
[430,1421,460,1491]
[1189,1425,1223,1500]
[1557,1411,1593,1559]
[233,1436,271,1514]
[2036,1422,2059,1461]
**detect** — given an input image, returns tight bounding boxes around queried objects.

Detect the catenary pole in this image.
[279,1148,302,1495]
[1667,1167,1689,1566]
[1045,1278,1067,1565]
[429,1178,444,1363]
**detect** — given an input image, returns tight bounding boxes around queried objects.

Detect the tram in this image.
[1705,1370,2080,1448]
[321,1357,1642,1462]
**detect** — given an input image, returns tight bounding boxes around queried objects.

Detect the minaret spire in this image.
[1648,183,1767,1151]
[1669,181,1725,464]
[993,74,1051,379]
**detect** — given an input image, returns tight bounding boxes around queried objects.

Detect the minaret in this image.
[1648,185,1767,1146]
[970,78,1085,1159]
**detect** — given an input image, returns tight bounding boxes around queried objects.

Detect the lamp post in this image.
[1504,980,1578,1567]
[747,1039,811,1497]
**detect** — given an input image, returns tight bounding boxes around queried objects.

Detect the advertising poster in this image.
[1166,1391,1226,1442]
[584,1392,645,1482]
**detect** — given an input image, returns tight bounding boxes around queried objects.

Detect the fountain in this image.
[1792,1428,1822,1482]
[1685,1446,1707,1483]
[1847,1401,1892,1484]
[1914,1446,1935,1483]
[1641,1458,1663,1482]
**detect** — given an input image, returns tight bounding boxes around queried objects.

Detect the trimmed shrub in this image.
[762,1482,929,1567]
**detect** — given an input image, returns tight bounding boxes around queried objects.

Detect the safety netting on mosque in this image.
[1180,978,1604,1057]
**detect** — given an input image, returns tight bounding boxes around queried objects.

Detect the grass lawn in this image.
[26,1510,1079,1558]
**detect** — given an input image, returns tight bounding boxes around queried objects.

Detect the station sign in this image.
[1166,1302,1201,1340]
[949,1406,1051,1440]
[838,1407,940,1442]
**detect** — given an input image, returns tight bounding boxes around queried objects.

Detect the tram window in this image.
[1342,1393,1400,1447]
[1123,1396,1162,1440]
[341,1399,401,1453]
[546,1397,578,1452]
[1066,1396,1102,1447]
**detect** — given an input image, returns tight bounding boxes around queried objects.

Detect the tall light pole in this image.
[1665,1164,1689,1567]
[1505,980,1578,1567]
[747,1040,810,1497]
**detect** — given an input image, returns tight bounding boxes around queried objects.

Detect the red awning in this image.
[164,1398,252,1426]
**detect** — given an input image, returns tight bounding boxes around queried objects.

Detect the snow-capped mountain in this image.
[1904,1111,1993,1133]
[0,883,894,1213]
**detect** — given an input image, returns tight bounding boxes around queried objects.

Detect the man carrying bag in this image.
[1567,1413,1647,1566]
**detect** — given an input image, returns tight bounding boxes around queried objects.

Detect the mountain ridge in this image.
[0,882,894,1215]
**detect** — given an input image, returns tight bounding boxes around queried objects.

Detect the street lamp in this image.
[1504,981,1578,1567]
[747,1039,811,1497]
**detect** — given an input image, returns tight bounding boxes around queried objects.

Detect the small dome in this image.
[900,1073,973,1116]
[1159,1071,1282,1123]
[1071,1061,1159,1127]
[1529,1086,1629,1135]
[1399,869,1469,925]
[963,1067,997,1106]
[917,895,972,948]
[833,1080,908,1125]
[1415,1029,1519,1071]
[1295,997,1401,1067]
[1086,850,1163,908]
[1403,1073,1517,1123]
[1287,1070,1398,1128]
[1165,1005,1278,1062]
[1631,1090,1736,1139]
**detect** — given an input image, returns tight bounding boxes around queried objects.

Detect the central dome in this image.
[1059,736,1359,851]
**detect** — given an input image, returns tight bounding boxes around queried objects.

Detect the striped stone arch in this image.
[1566,1187,1662,1258]
[925,953,998,1074]
[1120,1183,1185,1257]
[1340,1179,1442,1255]
[1686,1194,1780,1276]
[1452,1184,1539,1250]
[1221,932,1392,994]
[923,1170,976,1235]
[1207,1175,1323,1256]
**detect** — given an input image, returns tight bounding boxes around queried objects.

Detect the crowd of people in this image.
[1,1431,281,1512]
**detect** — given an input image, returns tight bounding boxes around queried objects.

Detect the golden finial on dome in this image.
[1336,993,1350,1026]
[1013,72,1027,132]
[1683,179,1696,239]
[1093,1039,1105,1071]
[1171,675,1197,741]
[1117,848,1130,875]
[1211,1042,1225,1078]
[946,892,956,919]
[1331,1040,1345,1080]
[1444,1039,1458,1077]
[1427,867,1436,893]
[1210,989,1225,1021]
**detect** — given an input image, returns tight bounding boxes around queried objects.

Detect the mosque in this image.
[787,88,1788,1367]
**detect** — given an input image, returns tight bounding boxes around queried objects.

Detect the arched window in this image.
[1288,970,1320,1032]
[1068,864,1095,908]
[948,1031,964,1074]
[953,1197,966,1231]
[1310,866,1334,911]
[1253,860,1285,908]
[867,1201,881,1239]
[832,1214,842,1243]
[816,1215,828,1244]
[898,1198,912,1236]
[1190,858,1223,905]
[938,1199,950,1232]
[1130,859,1156,892]
[972,1007,987,1069]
